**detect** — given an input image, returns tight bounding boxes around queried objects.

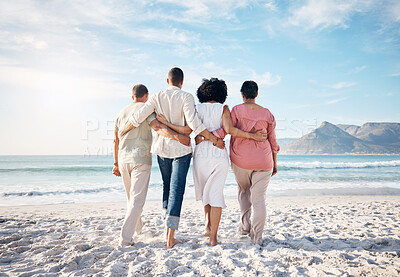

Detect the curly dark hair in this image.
[196,78,228,104]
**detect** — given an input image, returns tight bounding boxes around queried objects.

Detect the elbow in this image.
[224,126,234,135]
[150,121,161,132]
[113,138,119,145]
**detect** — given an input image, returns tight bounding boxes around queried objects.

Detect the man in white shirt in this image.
[119,68,224,248]
[113,84,190,246]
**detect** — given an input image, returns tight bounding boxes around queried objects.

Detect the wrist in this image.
[212,137,219,146]
[114,162,118,166]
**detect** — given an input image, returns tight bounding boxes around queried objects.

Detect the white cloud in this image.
[264,1,277,11]
[251,71,282,88]
[182,62,240,96]
[0,1,202,52]
[0,64,127,100]
[329,82,357,89]
[326,97,347,104]
[349,65,367,74]
[154,0,252,24]
[178,64,282,100]
[288,0,374,31]
[0,1,127,29]
[15,35,48,50]
[389,0,400,22]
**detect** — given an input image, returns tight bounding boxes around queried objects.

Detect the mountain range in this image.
[280,122,400,154]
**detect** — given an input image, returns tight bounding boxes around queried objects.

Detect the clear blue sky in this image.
[0,0,399,155]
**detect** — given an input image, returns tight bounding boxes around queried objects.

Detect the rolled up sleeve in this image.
[129,95,156,127]
[183,94,206,135]
[212,128,227,139]
[267,117,280,153]
[146,112,157,125]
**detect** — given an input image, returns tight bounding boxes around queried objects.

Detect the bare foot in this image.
[203,229,211,237]
[167,238,181,249]
[120,241,135,247]
[136,218,143,235]
[209,238,219,246]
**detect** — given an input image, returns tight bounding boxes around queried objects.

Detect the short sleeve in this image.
[146,112,157,125]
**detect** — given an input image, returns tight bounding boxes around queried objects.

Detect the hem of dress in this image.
[202,202,227,209]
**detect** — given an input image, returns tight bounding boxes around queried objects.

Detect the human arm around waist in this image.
[222,105,267,141]
[149,119,191,146]
[182,93,224,149]
[195,105,267,145]
[156,114,192,136]
[118,122,135,139]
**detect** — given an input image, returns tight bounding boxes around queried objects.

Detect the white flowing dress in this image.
[193,103,229,208]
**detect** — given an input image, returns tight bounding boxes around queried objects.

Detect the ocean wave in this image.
[2,186,122,198]
[2,160,399,174]
[278,160,400,170]
[0,165,113,173]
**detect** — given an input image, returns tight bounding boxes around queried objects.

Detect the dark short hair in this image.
[196,78,227,104]
[240,80,258,99]
[132,84,148,98]
[168,67,184,85]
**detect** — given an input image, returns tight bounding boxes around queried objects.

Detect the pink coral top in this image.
[229,104,280,170]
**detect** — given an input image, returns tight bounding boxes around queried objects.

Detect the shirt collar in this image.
[167,85,181,90]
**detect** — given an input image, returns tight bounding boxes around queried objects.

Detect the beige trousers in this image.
[231,162,273,245]
[119,163,151,245]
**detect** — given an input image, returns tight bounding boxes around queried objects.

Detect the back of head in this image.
[132,84,148,98]
[241,80,258,99]
[168,67,184,86]
[196,77,227,104]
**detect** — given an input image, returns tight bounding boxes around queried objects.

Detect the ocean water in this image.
[0,155,399,206]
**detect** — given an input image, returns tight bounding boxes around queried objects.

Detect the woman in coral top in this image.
[230,80,280,245]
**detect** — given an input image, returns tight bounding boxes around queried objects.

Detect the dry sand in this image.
[0,195,399,276]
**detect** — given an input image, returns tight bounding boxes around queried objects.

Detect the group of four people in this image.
[113,67,279,248]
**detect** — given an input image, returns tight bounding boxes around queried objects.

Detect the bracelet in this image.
[114,162,118,166]
[213,138,219,146]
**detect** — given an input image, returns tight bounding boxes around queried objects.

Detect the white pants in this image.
[119,163,151,245]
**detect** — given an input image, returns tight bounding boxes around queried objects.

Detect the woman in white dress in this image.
[157,78,266,245]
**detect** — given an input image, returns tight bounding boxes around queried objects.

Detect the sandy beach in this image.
[0,195,399,276]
